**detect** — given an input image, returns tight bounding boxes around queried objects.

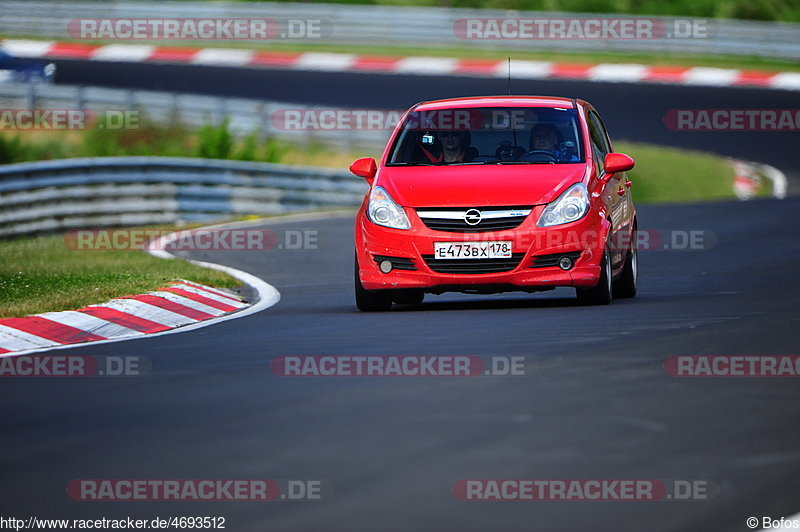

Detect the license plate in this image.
[433,241,513,259]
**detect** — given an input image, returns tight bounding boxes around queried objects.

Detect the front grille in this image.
[416,207,531,233]
[422,253,525,274]
[529,251,583,268]
[372,254,418,271]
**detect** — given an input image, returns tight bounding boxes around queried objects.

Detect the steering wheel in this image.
[522,150,557,163]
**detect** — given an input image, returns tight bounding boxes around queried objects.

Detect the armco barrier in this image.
[0,156,367,237]
[0,82,392,151]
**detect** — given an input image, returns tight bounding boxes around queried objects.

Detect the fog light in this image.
[379,260,393,273]
[558,256,574,270]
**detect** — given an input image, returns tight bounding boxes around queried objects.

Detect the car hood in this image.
[376,164,588,208]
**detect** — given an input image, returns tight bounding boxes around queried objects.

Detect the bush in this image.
[0,135,26,164]
[81,115,191,157]
[0,134,69,164]
[196,119,234,159]
[0,116,289,165]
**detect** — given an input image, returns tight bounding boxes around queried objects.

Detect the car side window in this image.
[587,111,609,173]
[592,111,614,152]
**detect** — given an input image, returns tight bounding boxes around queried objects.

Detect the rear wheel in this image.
[355,254,392,311]
[576,246,613,306]
[613,229,638,299]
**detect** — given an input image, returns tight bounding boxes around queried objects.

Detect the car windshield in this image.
[388,106,584,166]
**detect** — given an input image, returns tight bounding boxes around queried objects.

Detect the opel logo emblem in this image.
[464,209,482,226]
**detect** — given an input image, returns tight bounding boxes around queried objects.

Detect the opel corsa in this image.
[351,96,638,311]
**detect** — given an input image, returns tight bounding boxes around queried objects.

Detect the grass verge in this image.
[302,140,740,203]
[0,230,239,318]
[614,141,736,203]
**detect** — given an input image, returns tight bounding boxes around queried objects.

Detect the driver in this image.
[529,124,579,162]
[530,124,560,154]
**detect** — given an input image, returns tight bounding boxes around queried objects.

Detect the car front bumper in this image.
[356,205,610,293]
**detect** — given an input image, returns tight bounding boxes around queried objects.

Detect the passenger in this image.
[439,131,470,163]
[418,130,475,163]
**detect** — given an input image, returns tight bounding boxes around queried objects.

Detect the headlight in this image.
[368,186,410,230]
[537,183,590,227]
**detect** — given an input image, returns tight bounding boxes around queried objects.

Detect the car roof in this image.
[412,95,579,112]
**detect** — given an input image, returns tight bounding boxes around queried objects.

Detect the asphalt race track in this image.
[53,59,799,193]
[1,59,798,531]
[3,198,800,531]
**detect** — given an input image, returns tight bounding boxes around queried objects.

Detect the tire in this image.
[392,290,424,305]
[613,228,638,299]
[355,254,392,311]
[576,245,613,306]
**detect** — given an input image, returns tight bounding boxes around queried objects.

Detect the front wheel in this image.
[613,230,638,299]
[576,246,613,306]
[355,255,392,311]
[392,290,424,305]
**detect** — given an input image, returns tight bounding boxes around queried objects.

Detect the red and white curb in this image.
[0,223,282,357]
[3,39,800,91]
[0,280,248,354]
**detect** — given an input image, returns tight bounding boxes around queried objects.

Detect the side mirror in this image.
[349,157,377,182]
[604,153,635,174]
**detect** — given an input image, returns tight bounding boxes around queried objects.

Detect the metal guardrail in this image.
[0,81,391,151]
[0,156,367,237]
[1,1,799,59]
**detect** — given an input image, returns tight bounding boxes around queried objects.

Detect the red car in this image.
[351,95,637,311]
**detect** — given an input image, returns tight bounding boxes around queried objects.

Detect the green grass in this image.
[283,140,740,203]
[0,231,239,318]
[615,141,736,203]
[0,121,742,205]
